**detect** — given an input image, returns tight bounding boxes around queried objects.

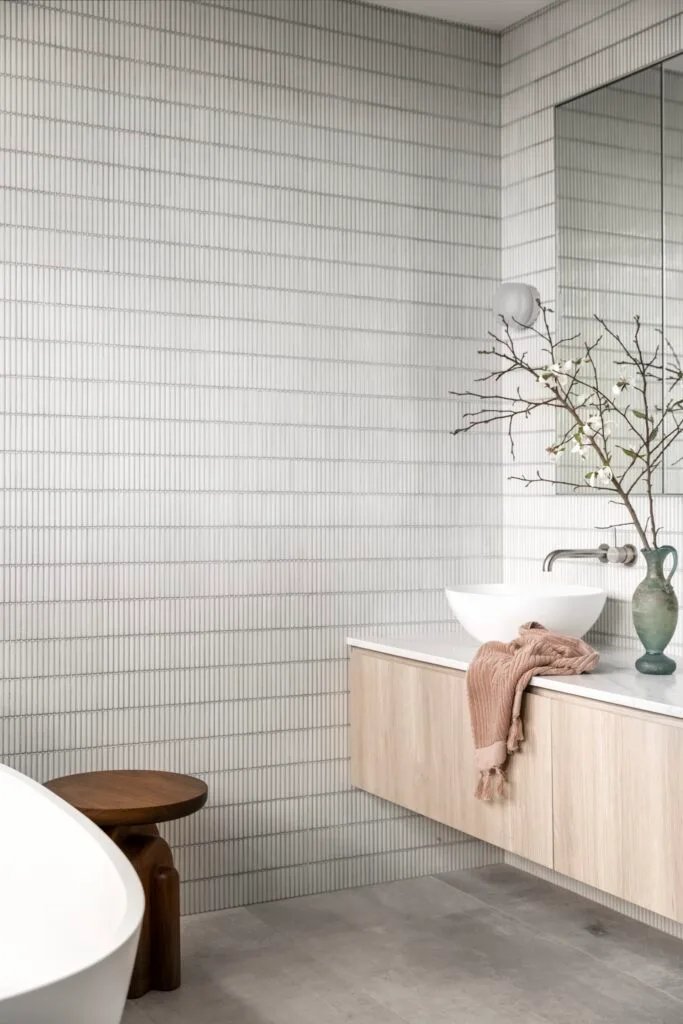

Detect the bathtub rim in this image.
[0,763,144,1004]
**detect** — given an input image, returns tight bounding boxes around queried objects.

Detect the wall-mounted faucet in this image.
[542,543,638,572]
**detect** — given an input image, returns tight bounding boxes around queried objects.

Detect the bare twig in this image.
[451,303,673,550]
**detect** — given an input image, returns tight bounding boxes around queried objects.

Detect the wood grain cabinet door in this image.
[349,648,553,867]
[552,696,683,922]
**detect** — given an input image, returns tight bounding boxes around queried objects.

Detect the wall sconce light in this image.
[493,282,541,328]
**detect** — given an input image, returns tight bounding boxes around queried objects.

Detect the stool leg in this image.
[124,834,157,999]
[116,829,175,999]
[151,864,181,991]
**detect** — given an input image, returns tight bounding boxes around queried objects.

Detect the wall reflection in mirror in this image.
[555,56,683,493]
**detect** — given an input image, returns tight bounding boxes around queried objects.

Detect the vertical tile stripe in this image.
[0,0,501,913]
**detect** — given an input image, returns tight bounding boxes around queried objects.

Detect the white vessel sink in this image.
[445,583,606,644]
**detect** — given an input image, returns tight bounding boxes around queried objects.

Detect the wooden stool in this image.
[45,769,208,999]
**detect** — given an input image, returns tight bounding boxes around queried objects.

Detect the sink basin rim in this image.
[444,582,607,643]
[446,583,605,599]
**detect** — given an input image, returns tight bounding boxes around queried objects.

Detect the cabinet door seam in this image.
[549,693,555,870]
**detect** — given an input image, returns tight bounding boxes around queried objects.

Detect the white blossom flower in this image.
[553,362,573,388]
[571,440,588,460]
[582,412,611,439]
[586,466,613,488]
[537,368,559,389]
[538,360,577,390]
[546,443,566,461]
[538,358,585,391]
[612,375,634,396]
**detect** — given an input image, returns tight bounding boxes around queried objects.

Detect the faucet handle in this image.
[606,543,638,565]
[595,526,638,566]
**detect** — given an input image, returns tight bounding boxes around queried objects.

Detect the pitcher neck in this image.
[643,548,670,577]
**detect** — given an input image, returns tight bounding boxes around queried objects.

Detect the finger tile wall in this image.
[501,0,683,654]
[0,0,502,912]
[501,0,683,934]
[5,0,682,925]
[555,64,663,491]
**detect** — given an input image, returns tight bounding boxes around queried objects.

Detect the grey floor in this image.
[122,865,683,1024]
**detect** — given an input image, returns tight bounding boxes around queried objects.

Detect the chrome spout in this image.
[542,544,610,572]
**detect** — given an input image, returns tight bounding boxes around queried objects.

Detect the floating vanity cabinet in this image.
[552,695,683,922]
[349,648,554,868]
[350,641,683,925]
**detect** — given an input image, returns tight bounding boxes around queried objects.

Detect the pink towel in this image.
[466,622,598,800]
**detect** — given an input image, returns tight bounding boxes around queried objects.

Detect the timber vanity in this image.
[348,634,683,925]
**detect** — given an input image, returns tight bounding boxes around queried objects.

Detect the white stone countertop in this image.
[346,634,683,721]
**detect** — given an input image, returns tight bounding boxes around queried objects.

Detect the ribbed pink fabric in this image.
[466,622,599,800]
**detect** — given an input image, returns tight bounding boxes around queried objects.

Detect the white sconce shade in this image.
[493,282,541,327]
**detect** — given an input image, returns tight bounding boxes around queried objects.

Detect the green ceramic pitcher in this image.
[632,545,678,675]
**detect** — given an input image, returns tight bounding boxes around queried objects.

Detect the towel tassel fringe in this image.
[475,767,507,801]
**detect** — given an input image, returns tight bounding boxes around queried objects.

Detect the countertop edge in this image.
[346,637,471,672]
[346,636,683,721]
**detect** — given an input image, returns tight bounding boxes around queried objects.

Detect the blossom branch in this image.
[451,303,679,551]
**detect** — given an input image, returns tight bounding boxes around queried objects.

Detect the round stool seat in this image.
[45,769,208,828]
[45,768,208,1000]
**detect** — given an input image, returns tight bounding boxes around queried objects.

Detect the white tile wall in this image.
[555,64,663,491]
[663,67,683,490]
[501,0,683,933]
[0,0,502,912]
[7,0,682,922]
[501,0,683,652]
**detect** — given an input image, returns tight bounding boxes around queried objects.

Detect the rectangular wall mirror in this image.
[555,56,683,494]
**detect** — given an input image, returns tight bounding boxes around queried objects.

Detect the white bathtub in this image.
[0,764,144,1024]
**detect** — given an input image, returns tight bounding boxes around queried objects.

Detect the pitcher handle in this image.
[660,545,678,582]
